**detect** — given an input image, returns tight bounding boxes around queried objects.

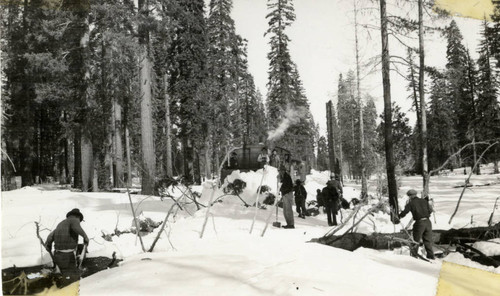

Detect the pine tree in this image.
[377,103,414,174]
[206,0,244,171]
[427,70,457,170]
[444,20,475,167]
[337,71,358,179]
[235,39,268,144]
[168,0,208,183]
[476,18,500,172]
[90,1,140,188]
[362,96,379,177]
[2,0,72,186]
[316,136,329,171]
[406,48,423,174]
[265,0,315,161]
[265,0,296,123]
[489,1,500,68]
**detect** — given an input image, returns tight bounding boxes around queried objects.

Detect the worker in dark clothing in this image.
[316,189,324,207]
[46,208,89,286]
[294,179,308,218]
[257,147,269,169]
[225,152,239,169]
[399,189,435,260]
[279,166,295,228]
[322,177,343,226]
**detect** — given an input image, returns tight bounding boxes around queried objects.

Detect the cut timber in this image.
[314,222,500,252]
[436,222,500,244]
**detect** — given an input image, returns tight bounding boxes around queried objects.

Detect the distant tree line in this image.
[1,0,316,192]
[320,1,500,189]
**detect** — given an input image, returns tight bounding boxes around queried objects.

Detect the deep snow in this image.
[1,164,500,295]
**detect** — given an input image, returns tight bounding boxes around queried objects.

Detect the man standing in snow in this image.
[279,166,295,228]
[257,147,270,169]
[316,189,324,208]
[294,179,308,218]
[398,190,435,260]
[269,149,281,168]
[322,177,342,226]
[45,208,89,285]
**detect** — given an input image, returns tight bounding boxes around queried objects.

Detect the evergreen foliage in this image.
[265,0,315,163]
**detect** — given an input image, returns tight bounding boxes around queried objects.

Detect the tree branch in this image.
[449,141,499,224]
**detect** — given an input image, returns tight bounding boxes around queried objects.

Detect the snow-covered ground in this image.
[1,164,500,295]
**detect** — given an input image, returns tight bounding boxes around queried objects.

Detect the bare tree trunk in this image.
[354,1,367,199]
[139,0,156,195]
[182,138,195,183]
[105,130,113,188]
[205,139,212,179]
[125,126,132,188]
[339,125,343,181]
[326,101,336,174]
[193,144,201,184]
[93,161,99,192]
[81,130,93,192]
[418,0,429,197]
[379,0,398,221]
[473,136,479,175]
[408,50,422,175]
[63,131,70,184]
[73,128,82,189]
[164,73,173,178]
[113,97,124,186]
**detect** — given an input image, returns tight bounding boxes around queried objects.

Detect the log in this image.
[314,222,500,252]
[456,241,500,267]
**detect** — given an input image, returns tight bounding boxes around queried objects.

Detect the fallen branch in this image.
[322,204,362,238]
[34,222,59,273]
[178,184,206,209]
[200,181,217,239]
[429,141,493,176]
[328,201,383,244]
[250,166,267,234]
[3,271,30,295]
[1,147,17,172]
[107,251,117,268]
[456,241,500,267]
[449,141,499,224]
[214,193,250,207]
[488,197,499,227]
[148,201,178,252]
[125,186,146,252]
[261,193,282,237]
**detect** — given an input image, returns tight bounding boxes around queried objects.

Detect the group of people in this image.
[44,154,434,285]
[258,147,308,184]
[277,166,344,228]
[258,147,291,170]
[45,187,434,288]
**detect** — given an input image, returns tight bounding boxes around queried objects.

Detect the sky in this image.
[228,0,489,136]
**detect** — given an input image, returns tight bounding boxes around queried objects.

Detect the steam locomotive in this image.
[220,143,301,183]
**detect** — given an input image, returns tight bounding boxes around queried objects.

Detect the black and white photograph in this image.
[1,0,500,295]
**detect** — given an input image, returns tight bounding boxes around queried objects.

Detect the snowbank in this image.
[1,167,500,295]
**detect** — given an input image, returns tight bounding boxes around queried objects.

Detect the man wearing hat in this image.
[278,166,295,228]
[45,208,89,284]
[322,177,343,226]
[399,190,435,260]
[293,179,308,219]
